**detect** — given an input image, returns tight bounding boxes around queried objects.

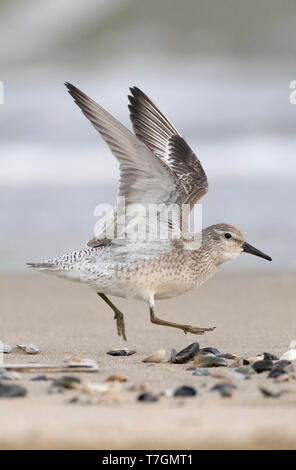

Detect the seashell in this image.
[263,352,279,361]
[275,374,291,383]
[234,366,253,376]
[260,387,282,398]
[168,349,177,362]
[52,376,81,389]
[81,382,122,401]
[193,354,227,368]
[252,360,273,374]
[244,355,264,365]
[17,344,39,355]
[0,344,12,354]
[229,358,247,368]
[137,392,158,402]
[143,349,166,363]
[0,382,27,398]
[171,342,200,364]
[30,375,48,381]
[267,369,287,379]
[0,371,20,381]
[174,385,197,397]
[211,382,236,397]
[107,349,136,356]
[162,389,174,397]
[192,368,210,376]
[210,368,245,382]
[106,374,127,383]
[128,383,147,393]
[282,363,296,374]
[218,353,237,360]
[280,341,296,361]
[198,347,220,356]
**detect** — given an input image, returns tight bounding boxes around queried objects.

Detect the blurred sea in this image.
[1,0,295,272]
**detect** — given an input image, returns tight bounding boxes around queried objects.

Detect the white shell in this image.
[279,349,296,361]
[0,344,12,353]
[279,340,296,361]
[17,344,40,354]
[142,349,166,363]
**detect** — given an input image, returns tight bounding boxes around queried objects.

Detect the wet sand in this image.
[0,271,296,449]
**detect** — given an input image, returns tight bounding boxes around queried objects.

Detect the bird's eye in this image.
[224,233,232,239]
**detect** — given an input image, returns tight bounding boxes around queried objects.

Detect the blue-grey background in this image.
[1,0,295,271]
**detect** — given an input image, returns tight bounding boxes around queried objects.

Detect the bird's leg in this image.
[97,293,127,341]
[149,303,215,336]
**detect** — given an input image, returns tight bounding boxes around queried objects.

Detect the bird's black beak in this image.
[242,242,272,261]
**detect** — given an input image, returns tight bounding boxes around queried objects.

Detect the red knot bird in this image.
[27,83,272,341]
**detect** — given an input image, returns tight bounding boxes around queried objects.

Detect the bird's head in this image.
[202,223,272,265]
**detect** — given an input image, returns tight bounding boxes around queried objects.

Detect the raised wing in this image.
[128,87,208,207]
[65,83,179,246]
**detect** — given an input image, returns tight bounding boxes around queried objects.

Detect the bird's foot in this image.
[114,310,127,341]
[182,325,216,335]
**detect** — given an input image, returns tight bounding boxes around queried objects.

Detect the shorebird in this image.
[27,83,272,340]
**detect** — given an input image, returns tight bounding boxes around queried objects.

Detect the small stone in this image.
[106,374,127,383]
[171,342,200,363]
[260,387,282,398]
[198,347,220,356]
[194,354,227,368]
[211,382,236,397]
[192,368,210,376]
[107,349,136,356]
[0,344,12,353]
[31,375,48,381]
[17,344,39,354]
[263,352,279,361]
[267,369,287,379]
[52,376,81,389]
[137,392,158,402]
[143,349,166,363]
[252,360,273,374]
[0,382,27,398]
[174,386,197,397]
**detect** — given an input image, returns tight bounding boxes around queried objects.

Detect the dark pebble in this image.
[263,352,279,361]
[273,360,291,369]
[31,375,48,381]
[174,386,197,397]
[260,387,282,398]
[211,382,236,398]
[267,369,288,379]
[198,347,220,356]
[137,392,158,402]
[52,376,81,389]
[107,349,136,356]
[0,382,27,398]
[171,342,200,364]
[252,360,273,374]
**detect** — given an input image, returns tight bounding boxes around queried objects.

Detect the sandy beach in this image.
[0,271,295,449]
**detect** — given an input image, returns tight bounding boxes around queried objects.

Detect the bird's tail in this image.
[26,262,57,270]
